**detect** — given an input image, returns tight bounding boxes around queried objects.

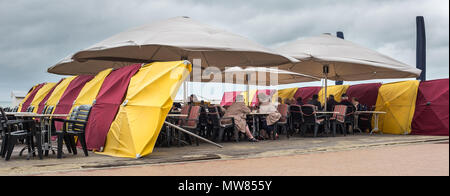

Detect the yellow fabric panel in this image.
[69,68,112,115]
[18,84,39,111]
[318,85,350,104]
[273,88,298,103]
[240,90,258,106]
[29,83,57,113]
[374,80,419,135]
[99,61,191,158]
[45,76,76,108]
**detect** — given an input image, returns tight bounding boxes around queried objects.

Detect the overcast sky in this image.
[0,0,448,102]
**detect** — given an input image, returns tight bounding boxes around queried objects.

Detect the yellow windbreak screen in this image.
[374,80,419,135]
[45,76,76,109]
[99,61,191,158]
[29,83,57,113]
[69,68,112,115]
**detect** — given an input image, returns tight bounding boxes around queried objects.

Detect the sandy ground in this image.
[40,142,449,176]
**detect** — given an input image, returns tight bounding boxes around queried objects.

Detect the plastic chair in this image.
[300,104,325,137]
[207,106,236,142]
[53,105,91,159]
[276,104,290,139]
[289,105,303,136]
[0,107,42,161]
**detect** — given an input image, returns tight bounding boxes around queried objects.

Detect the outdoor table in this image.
[315,111,339,136]
[9,113,69,156]
[354,111,386,135]
[246,112,271,138]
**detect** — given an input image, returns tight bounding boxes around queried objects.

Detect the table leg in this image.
[353,114,362,133]
[251,115,256,137]
[370,114,381,135]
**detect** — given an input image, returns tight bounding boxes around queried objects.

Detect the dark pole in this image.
[335,31,345,85]
[416,16,426,81]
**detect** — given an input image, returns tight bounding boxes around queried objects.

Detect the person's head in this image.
[277,97,283,104]
[352,97,359,104]
[296,97,303,104]
[341,94,349,101]
[235,95,245,103]
[284,98,291,105]
[312,94,319,100]
[328,95,335,101]
[258,93,270,103]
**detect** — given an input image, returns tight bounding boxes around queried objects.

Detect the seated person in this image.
[338,94,356,132]
[296,97,304,106]
[223,95,258,142]
[307,94,323,111]
[352,97,371,132]
[258,93,281,140]
[284,98,292,105]
[339,94,356,111]
[326,95,338,112]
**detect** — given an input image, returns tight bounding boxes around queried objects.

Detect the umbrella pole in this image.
[323,65,329,111]
[164,121,224,148]
[246,74,250,107]
[183,81,186,103]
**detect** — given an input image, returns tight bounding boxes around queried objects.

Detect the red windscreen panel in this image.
[37,79,64,114]
[294,87,321,104]
[53,75,94,130]
[412,79,449,136]
[85,64,141,151]
[346,83,382,109]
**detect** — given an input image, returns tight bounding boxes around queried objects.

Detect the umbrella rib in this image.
[148,45,162,60]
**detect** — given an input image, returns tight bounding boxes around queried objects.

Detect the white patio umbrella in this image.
[276,34,422,110]
[223,67,320,105]
[48,16,297,76]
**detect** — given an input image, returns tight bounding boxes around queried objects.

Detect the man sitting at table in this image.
[339,94,356,110]
[326,95,338,112]
[307,94,323,111]
[296,97,304,106]
[338,94,356,133]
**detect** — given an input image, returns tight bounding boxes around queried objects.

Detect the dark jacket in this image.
[339,100,356,112]
[307,99,323,111]
[326,99,338,112]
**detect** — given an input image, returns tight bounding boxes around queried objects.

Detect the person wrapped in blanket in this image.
[257,93,282,140]
[222,95,258,142]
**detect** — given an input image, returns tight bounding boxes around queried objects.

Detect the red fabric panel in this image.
[85,64,141,151]
[294,87,321,104]
[412,79,449,136]
[37,79,64,114]
[221,91,241,106]
[53,75,94,130]
[20,83,46,112]
[346,83,382,109]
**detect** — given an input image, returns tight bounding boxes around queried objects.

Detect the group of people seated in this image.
[172,92,372,144]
